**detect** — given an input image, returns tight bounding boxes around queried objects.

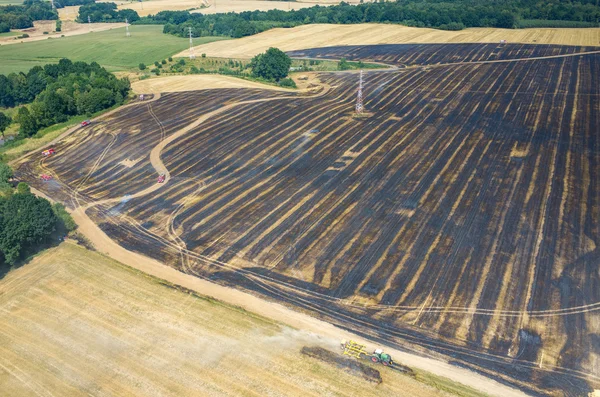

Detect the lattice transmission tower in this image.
[188,27,196,59]
[125,18,131,37]
[355,70,364,115]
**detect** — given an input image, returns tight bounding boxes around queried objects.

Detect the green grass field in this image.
[0,31,20,38]
[0,25,229,74]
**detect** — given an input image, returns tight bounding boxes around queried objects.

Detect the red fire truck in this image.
[42,148,55,157]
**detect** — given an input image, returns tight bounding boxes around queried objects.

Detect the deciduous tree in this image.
[250,48,292,82]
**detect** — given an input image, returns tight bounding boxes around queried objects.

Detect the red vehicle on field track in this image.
[157,174,166,183]
[40,174,52,181]
[81,120,91,127]
[42,148,55,157]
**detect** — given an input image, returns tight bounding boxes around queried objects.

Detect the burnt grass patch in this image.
[20,44,600,396]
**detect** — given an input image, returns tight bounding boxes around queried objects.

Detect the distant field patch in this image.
[0,25,228,74]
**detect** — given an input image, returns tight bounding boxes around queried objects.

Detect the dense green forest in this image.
[76,2,140,23]
[142,0,600,39]
[0,59,130,136]
[0,0,57,32]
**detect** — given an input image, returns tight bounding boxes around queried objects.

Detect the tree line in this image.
[141,0,600,39]
[77,2,140,23]
[0,59,130,137]
[0,163,76,266]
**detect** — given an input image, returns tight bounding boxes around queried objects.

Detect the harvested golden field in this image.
[177,23,600,58]
[0,243,471,397]
[131,74,292,94]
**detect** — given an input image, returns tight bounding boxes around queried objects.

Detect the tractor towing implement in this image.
[341,340,413,375]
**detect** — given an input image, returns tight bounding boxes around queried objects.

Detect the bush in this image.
[161,59,167,64]
[201,53,206,58]
[55,19,61,32]
[16,182,30,195]
[168,56,173,62]
[170,64,183,73]
[43,31,48,34]
[151,68,160,75]
[20,33,29,38]
[139,63,146,70]
[338,58,351,71]
[52,203,77,233]
[178,58,185,66]
[278,77,296,88]
[439,22,465,31]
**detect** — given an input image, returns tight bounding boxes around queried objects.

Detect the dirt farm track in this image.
[15,43,600,396]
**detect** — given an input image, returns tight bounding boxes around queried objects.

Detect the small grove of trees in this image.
[0,59,130,137]
[250,48,292,82]
[0,0,57,30]
[0,164,77,265]
[0,192,57,264]
[77,3,139,23]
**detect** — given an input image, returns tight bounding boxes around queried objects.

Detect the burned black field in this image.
[17,44,600,395]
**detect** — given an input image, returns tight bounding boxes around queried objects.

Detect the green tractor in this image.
[341,340,394,367]
[370,349,393,366]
